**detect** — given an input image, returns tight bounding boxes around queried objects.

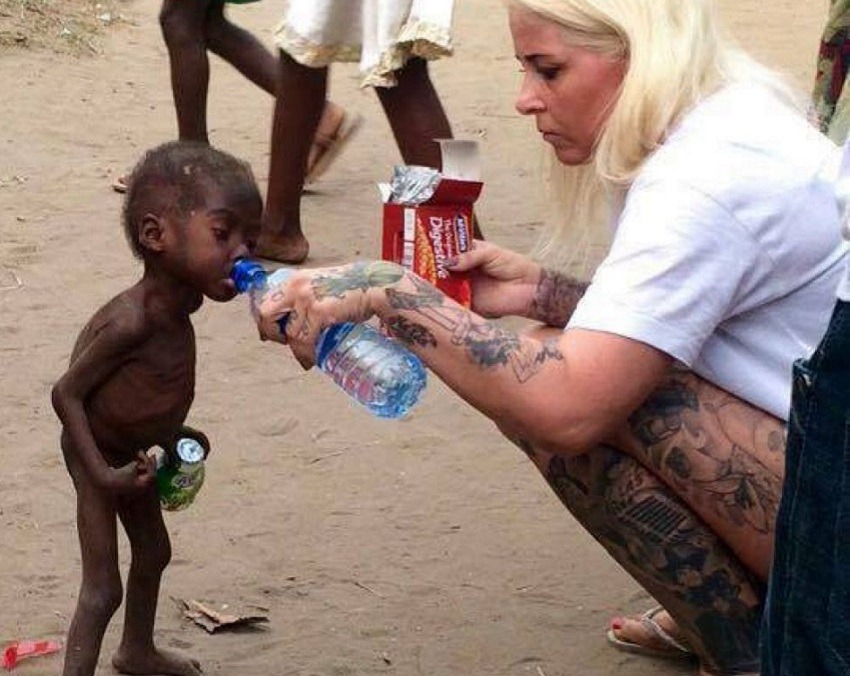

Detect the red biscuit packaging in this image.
[380,140,483,307]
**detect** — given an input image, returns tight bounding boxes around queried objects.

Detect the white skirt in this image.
[274,0,454,87]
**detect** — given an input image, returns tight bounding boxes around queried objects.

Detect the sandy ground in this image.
[0,1,831,674]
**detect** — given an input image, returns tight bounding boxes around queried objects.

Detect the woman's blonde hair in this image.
[510,0,798,275]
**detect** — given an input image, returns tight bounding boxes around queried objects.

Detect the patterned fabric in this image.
[811,0,850,143]
[274,0,454,87]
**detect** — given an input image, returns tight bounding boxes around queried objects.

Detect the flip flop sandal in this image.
[111,174,129,194]
[606,605,696,660]
[305,111,363,185]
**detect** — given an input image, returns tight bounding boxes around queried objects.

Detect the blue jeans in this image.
[761,299,850,675]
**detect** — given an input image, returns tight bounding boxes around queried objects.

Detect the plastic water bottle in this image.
[230,258,427,419]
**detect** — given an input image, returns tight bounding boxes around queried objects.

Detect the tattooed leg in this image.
[514,438,763,674]
[617,370,785,581]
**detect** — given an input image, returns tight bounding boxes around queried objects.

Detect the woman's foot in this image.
[607,606,695,660]
[255,230,310,265]
[112,646,202,676]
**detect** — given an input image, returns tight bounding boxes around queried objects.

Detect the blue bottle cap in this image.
[230,258,267,293]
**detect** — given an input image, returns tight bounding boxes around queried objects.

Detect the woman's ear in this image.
[139,213,166,253]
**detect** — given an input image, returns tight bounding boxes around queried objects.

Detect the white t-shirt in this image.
[568,83,847,420]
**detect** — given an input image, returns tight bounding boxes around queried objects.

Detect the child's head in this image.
[122,141,263,301]
[122,141,261,258]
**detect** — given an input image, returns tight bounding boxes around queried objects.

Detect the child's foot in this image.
[255,230,310,264]
[112,646,202,676]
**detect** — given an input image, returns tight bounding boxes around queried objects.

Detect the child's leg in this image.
[111,489,201,676]
[159,0,215,142]
[62,485,122,676]
[203,1,277,95]
[257,51,328,264]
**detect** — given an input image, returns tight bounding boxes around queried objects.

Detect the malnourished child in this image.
[52,141,261,676]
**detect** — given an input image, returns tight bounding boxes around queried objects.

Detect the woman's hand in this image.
[446,240,541,318]
[257,261,405,368]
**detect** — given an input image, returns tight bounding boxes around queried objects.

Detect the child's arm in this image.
[51,312,156,495]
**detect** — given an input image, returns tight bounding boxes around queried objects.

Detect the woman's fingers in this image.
[252,271,319,364]
[289,339,317,370]
[446,239,497,272]
[255,264,374,370]
[257,287,294,343]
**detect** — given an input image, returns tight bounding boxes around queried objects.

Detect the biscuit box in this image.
[380,140,483,307]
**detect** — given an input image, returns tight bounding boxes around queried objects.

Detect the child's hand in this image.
[104,451,156,496]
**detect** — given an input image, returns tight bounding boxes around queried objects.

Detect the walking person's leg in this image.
[159,0,216,143]
[257,52,327,264]
[203,0,278,95]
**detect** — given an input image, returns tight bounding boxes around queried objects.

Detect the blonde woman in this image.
[254,1,846,673]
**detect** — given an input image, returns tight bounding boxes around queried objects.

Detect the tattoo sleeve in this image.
[311,261,405,299]
[529,268,588,328]
[384,275,563,384]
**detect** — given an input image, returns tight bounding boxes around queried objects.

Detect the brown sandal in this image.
[111,174,129,194]
[305,108,363,185]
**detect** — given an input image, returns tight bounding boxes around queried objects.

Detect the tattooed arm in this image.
[530,268,588,327]
[259,260,673,457]
[446,240,588,327]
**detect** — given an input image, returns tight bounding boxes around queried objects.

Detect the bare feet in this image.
[112,646,202,676]
[255,230,309,265]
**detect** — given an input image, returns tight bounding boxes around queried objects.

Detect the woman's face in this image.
[510,7,625,165]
